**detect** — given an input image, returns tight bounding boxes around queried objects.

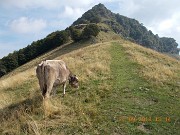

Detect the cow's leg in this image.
[63,82,66,97]
[45,82,54,98]
[44,65,55,99]
[51,87,57,96]
[42,85,47,98]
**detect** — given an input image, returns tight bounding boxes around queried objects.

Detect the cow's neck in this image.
[66,66,73,77]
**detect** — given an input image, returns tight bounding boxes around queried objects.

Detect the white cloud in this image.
[177,26,180,32]
[59,6,84,19]
[1,0,61,9]
[1,0,95,9]
[1,0,121,10]
[158,19,173,32]
[117,0,140,16]
[9,17,47,34]
[148,12,180,35]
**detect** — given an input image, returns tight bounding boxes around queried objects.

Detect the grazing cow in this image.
[36,60,79,98]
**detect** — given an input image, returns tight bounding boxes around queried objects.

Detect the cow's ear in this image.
[69,75,74,82]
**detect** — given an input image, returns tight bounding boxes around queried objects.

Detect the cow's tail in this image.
[43,64,53,98]
[41,62,47,97]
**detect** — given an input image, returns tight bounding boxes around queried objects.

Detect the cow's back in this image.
[44,60,70,85]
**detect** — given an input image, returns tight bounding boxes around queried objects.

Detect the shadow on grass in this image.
[0,95,43,123]
[46,40,96,60]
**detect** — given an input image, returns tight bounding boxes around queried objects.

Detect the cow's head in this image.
[69,75,79,89]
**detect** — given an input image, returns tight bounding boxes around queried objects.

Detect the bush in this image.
[0,63,6,77]
[69,27,82,42]
[81,24,100,39]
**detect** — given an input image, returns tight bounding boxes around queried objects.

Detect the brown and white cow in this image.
[36,60,79,98]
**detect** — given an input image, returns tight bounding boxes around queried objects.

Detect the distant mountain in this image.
[73,3,179,54]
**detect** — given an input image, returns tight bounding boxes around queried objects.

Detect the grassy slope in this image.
[0,38,179,135]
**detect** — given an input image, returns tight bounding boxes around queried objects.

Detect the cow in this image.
[36,60,79,98]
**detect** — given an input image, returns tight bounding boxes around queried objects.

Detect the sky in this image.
[0,0,180,58]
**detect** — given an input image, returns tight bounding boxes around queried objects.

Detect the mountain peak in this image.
[72,3,114,25]
[92,3,107,10]
[72,3,179,55]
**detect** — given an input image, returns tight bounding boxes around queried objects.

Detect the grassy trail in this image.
[96,42,151,134]
[100,42,180,135]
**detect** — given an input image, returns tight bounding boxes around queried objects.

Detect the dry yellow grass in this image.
[0,68,35,90]
[120,40,180,84]
[57,42,111,82]
[0,68,37,109]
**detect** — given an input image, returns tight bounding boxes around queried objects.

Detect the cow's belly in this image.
[53,78,66,87]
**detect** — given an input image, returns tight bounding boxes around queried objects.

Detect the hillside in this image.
[0,36,179,134]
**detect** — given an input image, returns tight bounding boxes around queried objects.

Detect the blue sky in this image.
[0,0,180,58]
